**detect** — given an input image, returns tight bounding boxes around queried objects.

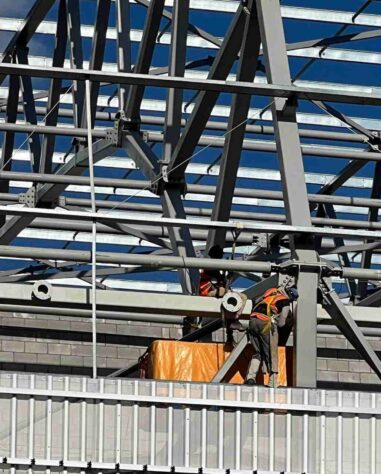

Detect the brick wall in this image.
[0,311,380,389]
[0,312,182,376]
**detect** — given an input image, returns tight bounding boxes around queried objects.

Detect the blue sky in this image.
[0,1,380,293]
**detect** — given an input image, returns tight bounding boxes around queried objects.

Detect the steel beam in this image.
[0,68,19,227]
[122,132,160,181]
[81,0,111,129]
[207,0,261,250]
[0,139,115,244]
[322,278,381,380]
[357,162,381,300]
[5,63,381,106]
[160,189,200,295]
[162,0,189,162]
[15,47,41,172]
[115,0,132,109]
[66,0,85,129]
[124,0,165,120]
[257,0,319,388]
[4,205,381,241]
[39,0,68,174]
[0,0,56,84]
[166,4,245,179]
[212,333,249,383]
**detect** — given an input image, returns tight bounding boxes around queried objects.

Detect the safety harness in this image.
[250,287,289,333]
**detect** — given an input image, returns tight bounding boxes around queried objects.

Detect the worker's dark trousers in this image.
[247,318,278,375]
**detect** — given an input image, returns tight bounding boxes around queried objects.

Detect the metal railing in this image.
[0,373,380,473]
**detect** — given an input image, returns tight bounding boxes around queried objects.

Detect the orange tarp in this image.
[147,340,293,386]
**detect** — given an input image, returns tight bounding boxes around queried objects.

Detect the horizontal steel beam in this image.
[1,63,381,105]
[1,281,381,322]
[3,206,381,241]
[0,244,381,281]
[4,171,381,212]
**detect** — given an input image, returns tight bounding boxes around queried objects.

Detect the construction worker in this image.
[199,245,228,298]
[245,284,298,387]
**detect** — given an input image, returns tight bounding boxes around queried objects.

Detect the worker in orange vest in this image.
[245,285,298,387]
[199,245,229,298]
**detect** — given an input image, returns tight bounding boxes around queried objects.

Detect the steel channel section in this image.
[207,0,261,250]
[0,374,380,473]
[256,0,319,387]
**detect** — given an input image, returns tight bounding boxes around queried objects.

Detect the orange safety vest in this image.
[199,270,224,296]
[250,287,289,322]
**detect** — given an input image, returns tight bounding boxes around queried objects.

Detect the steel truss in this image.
[1,0,381,387]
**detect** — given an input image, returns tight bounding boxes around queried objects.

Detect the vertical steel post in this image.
[163,0,189,161]
[256,0,319,387]
[85,79,97,379]
[115,0,132,110]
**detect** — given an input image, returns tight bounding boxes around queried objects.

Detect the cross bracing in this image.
[1,0,381,386]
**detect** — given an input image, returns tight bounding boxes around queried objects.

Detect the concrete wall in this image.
[0,311,380,389]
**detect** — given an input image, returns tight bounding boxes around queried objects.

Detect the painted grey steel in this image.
[6,205,381,241]
[0,373,380,474]
[207,0,261,250]
[2,0,381,392]
[6,59,381,105]
[257,0,319,388]
[212,333,249,382]
[86,79,98,379]
[322,278,381,379]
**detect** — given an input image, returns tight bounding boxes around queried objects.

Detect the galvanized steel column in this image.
[256,0,319,387]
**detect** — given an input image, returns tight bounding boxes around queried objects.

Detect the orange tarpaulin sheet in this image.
[147,340,292,386]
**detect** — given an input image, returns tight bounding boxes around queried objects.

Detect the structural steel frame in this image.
[1,0,381,387]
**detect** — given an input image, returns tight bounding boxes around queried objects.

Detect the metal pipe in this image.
[147,131,380,162]
[0,109,368,143]
[317,324,381,337]
[1,63,381,106]
[0,121,377,161]
[0,303,184,324]
[26,214,381,239]
[1,243,381,280]
[4,170,381,209]
[85,79,98,379]
[0,245,274,272]
[3,205,381,241]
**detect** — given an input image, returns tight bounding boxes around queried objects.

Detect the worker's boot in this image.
[268,372,278,389]
[245,358,260,385]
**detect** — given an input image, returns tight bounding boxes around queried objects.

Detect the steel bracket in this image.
[19,186,37,208]
[151,175,187,196]
[252,232,270,251]
[278,260,339,278]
